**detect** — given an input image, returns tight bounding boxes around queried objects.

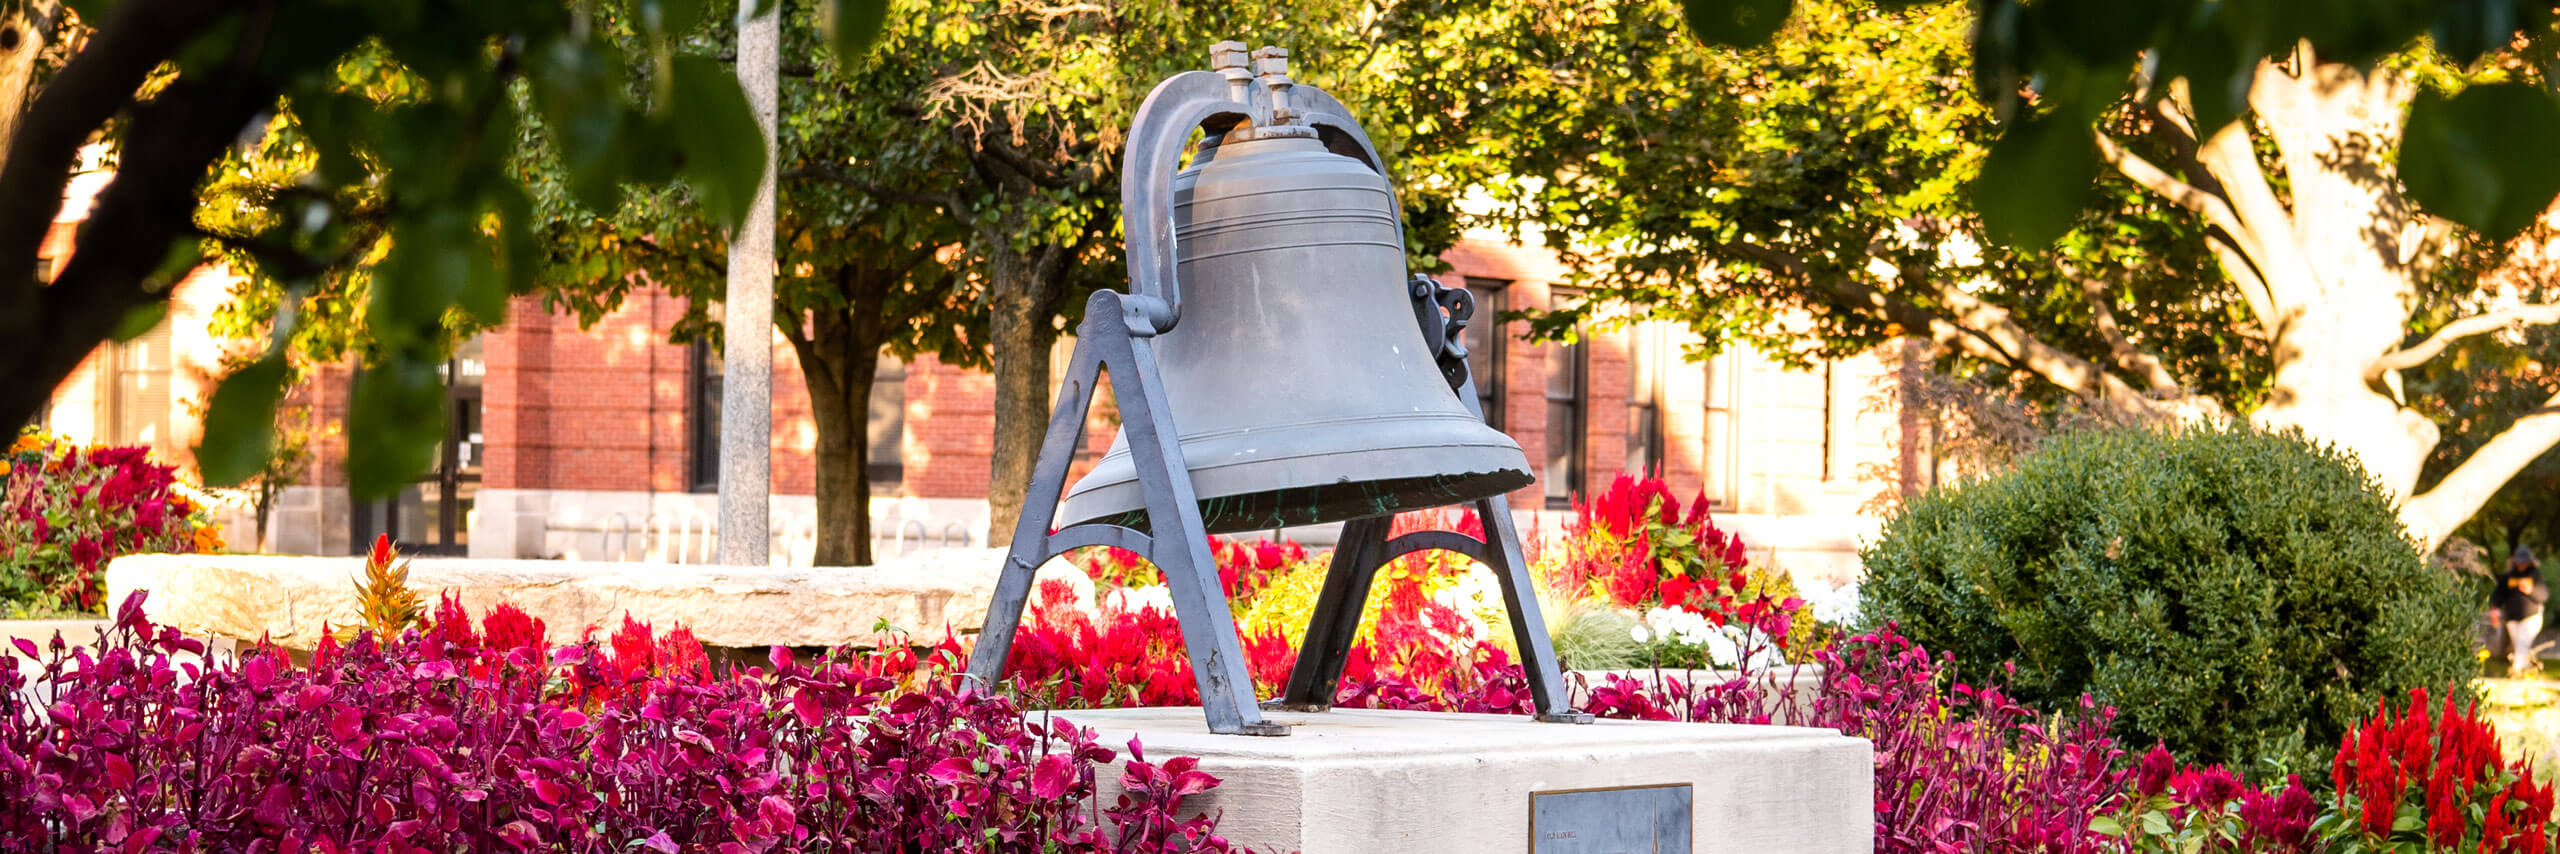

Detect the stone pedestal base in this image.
[1058,706,1872,854]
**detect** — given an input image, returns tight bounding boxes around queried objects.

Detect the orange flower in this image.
[191,524,225,554]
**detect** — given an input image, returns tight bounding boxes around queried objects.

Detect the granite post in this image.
[717,0,779,567]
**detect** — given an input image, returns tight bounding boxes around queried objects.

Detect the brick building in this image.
[35,218,1910,584]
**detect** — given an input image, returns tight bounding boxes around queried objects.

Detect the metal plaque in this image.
[1529,783,1693,854]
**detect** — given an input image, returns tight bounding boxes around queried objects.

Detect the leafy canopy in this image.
[191,0,886,498]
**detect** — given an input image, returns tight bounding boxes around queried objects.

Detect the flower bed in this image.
[2,592,1251,853]
[11,469,2558,851]
[2,430,222,618]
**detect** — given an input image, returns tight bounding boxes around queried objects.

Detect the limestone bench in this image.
[102,548,1064,650]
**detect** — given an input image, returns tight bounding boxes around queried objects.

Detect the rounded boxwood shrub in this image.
[1859,426,2473,776]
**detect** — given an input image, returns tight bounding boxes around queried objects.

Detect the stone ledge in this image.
[104,549,1065,649]
[1058,706,1873,853]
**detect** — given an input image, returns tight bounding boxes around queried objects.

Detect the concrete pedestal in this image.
[1058,707,1872,854]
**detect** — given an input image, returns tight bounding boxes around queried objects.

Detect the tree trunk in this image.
[804,345,876,566]
[787,304,881,567]
[2116,53,2560,552]
[983,242,1058,549]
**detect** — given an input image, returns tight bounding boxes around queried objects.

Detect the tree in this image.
[873,2,1471,546]
[0,0,783,503]
[523,0,976,566]
[1449,0,2560,548]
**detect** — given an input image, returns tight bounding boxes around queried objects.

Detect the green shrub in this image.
[1859,426,2473,777]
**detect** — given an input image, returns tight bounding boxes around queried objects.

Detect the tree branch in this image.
[2095,131,2263,267]
[0,0,236,332]
[2064,265,2184,392]
[2188,95,2314,311]
[1727,241,2182,423]
[2404,388,2560,551]
[2201,227,2276,334]
[781,165,957,209]
[6,65,283,429]
[974,130,1070,189]
[2367,304,2560,383]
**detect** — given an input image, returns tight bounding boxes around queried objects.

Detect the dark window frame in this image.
[1625,321,1665,477]
[688,340,723,493]
[867,355,906,492]
[1461,278,1508,429]
[1543,291,1587,511]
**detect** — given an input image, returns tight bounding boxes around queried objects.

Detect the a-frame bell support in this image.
[961,279,1594,735]
[963,41,1592,734]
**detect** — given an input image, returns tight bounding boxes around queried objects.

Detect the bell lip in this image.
[1057,465,1534,535]
[1055,435,1535,534]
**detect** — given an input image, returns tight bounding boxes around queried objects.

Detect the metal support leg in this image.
[964,291,1284,736]
[963,322,1106,689]
[1272,514,1391,710]
[1477,495,1591,723]
[1115,330,1285,735]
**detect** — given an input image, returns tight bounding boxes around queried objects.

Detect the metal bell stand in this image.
[964,42,1592,736]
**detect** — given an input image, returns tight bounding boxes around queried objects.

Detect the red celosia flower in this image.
[2133,744,2174,797]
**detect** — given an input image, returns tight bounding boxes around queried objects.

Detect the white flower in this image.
[1631,624,1653,643]
[1797,581,1863,627]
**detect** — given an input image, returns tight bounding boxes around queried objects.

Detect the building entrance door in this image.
[350,341,484,556]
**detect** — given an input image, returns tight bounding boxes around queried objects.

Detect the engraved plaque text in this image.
[1528,783,1692,854]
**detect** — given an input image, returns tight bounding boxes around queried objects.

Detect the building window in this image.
[107,313,174,449]
[1625,321,1666,476]
[689,340,723,492]
[1543,305,1586,510]
[1701,352,1738,508]
[1460,279,1506,428]
[868,355,905,492]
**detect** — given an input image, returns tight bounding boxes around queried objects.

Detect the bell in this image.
[1055,127,1534,533]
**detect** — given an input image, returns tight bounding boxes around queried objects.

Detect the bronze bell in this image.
[1053,56,1531,534]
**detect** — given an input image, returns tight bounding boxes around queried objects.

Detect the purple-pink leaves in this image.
[2,591,1251,853]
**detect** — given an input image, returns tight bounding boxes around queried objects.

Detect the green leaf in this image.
[2401,82,2560,242]
[2156,27,2256,139]
[196,355,289,487]
[822,0,890,63]
[346,357,445,500]
[2086,814,2124,836]
[666,55,768,230]
[368,213,471,333]
[1680,0,1793,48]
[1971,112,2096,247]
[110,302,167,342]
[2140,809,2172,835]
[2028,0,2163,68]
[492,185,540,310]
[531,34,631,214]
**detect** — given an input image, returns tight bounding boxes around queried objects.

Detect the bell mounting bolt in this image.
[964,44,1593,736]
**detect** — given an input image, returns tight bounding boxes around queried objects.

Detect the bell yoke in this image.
[963,41,1594,735]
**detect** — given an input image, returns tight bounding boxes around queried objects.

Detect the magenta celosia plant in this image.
[1,432,219,616]
[2096,744,2320,854]
[1,591,1252,853]
[1576,623,2129,853]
